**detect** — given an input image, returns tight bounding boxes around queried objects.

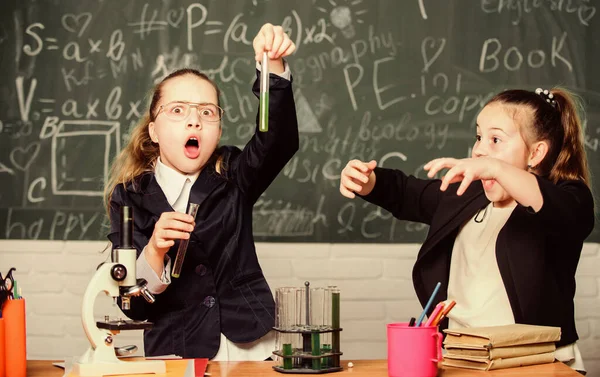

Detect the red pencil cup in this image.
[0,317,5,377]
[4,299,26,377]
[387,322,442,377]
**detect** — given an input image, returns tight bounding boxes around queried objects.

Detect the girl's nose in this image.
[186,107,202,129]
[472,143,487,158]
[187,121,202,129]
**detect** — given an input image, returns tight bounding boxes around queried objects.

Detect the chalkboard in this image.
[0,0,598,243]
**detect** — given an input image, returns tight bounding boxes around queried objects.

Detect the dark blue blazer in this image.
[108,72,299,358]
[362,167,594,347]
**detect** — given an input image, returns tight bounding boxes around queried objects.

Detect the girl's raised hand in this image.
[253,23,296,64]
[424,157,502,195]
[147,212,195,258]
[340,160,377,199]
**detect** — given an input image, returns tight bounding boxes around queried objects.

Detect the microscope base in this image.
[72,358,166,376]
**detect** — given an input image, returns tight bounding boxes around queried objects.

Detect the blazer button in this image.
[203,296,216,308]
[195,264,207,276]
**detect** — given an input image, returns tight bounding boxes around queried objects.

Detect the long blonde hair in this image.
[103,69,222,214]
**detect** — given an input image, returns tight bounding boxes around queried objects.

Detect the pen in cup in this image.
[259,51,269,132]
[171,202,200,278]
[415,281,441,327]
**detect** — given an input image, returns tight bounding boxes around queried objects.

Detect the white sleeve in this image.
[256,60,291,81]
[136,246,171,294]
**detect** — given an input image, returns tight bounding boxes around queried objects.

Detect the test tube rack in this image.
[272,282,342,374]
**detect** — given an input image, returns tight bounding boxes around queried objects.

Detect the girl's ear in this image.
[148,122,159,143]
[528,140,549,169]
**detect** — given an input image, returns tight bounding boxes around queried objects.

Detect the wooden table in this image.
[28,359,582,377]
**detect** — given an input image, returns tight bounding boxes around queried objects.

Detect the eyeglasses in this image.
[155,101,224,123]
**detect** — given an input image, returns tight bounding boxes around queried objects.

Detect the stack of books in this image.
[442,324,561,371]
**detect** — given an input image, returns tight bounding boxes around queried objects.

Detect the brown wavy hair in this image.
[486,88,590,187]
[103,69,222,214]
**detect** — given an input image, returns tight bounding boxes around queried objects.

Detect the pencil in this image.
[425,303,444,327]
[433,300,456,325]
[416,282,441,327]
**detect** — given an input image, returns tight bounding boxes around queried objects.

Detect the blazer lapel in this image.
[416,182,489,264]
[187,164,229,242]
[188,164,227,211]
[126,163,227,224]
[127,172,173,218]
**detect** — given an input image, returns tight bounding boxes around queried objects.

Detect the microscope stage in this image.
[96,320,154,330]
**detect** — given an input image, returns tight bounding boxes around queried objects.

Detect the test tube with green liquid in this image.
[282,343,293,369]
[331,288,340,368]
[259,51,269,132]
[311,332,321,370]
[171,202,199,278]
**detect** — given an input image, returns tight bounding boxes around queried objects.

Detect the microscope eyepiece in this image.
[120,206,133,249]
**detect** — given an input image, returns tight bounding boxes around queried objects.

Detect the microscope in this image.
[72,206,166,376]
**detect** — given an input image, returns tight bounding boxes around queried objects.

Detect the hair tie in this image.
[535,88,557,108]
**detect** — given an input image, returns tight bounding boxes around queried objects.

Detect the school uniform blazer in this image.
[107,72,299,358]
[362,167,595,347]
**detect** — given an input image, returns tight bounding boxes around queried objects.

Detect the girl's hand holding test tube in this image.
[145,211,196,277]
[252,23,296,131]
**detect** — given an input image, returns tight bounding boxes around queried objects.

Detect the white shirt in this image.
[446,202,585,372]
[447,202,515,328]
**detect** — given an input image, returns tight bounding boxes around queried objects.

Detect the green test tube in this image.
[321,344,331,368]
[259,51,269,132]
[331,290,340,368]
[283,343,293,369]
[311,332,321,370]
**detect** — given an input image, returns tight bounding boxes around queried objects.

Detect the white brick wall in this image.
[1,240,599,374]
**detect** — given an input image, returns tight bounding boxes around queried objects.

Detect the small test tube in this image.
[171,202,200,278]
[259,51,269,132]
[282,343,293,370]
[311,332,321,370]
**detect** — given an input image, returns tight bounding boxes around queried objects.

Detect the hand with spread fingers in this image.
[339,159,377,199]
[424,157,503,196]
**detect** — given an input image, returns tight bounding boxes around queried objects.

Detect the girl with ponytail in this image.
[340,87,594,374]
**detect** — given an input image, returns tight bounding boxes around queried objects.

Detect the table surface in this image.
[28,358,582,377]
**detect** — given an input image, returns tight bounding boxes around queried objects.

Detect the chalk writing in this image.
[0,0,598,242]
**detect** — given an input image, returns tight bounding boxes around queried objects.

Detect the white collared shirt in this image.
[154,157,199,213]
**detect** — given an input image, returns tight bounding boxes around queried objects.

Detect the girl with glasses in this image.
[104,23,298,360]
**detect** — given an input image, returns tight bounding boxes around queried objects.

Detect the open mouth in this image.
[482,179,495,190]
[184,137,200,158]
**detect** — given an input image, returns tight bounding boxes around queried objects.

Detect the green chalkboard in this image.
[0,0,598,242]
